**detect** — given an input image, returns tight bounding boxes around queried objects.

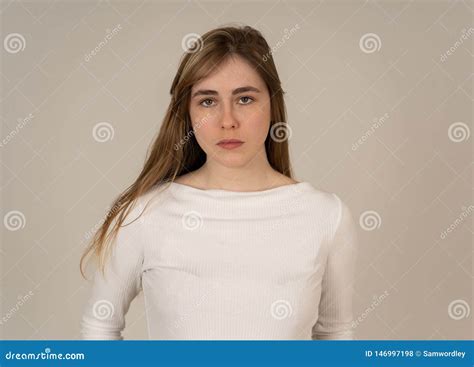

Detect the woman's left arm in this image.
[312,194,359,340]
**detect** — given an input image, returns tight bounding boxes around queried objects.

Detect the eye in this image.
[199,98,215,107]
[239,96,254,105]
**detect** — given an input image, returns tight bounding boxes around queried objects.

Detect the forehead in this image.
[191,55,264,92]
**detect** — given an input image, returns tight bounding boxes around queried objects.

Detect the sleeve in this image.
[312,194,359,340]
[80,213,144,340]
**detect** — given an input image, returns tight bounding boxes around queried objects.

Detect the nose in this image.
[220,103,239,129]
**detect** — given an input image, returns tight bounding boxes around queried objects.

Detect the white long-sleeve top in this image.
[80,181,359,340]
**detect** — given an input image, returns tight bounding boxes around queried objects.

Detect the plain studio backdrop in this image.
[0,0,472,340]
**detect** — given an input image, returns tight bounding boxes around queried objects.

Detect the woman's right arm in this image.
[80,216,144,340]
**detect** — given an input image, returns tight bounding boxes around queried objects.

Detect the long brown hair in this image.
[80,23,294,278]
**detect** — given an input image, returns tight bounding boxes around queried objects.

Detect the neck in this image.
[194,148,289,192]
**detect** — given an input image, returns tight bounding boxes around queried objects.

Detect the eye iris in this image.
[201,97,252,106]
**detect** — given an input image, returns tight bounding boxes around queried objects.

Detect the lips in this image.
[216,139,244,150]
[217,139,244,144]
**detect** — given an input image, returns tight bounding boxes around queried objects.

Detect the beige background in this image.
[1,0,472,340]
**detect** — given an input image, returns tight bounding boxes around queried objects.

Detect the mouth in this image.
[216,139,244,150]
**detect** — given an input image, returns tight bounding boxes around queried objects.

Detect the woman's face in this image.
[188,55,271,168]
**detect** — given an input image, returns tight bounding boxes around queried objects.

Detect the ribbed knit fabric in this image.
[80,181,359,340]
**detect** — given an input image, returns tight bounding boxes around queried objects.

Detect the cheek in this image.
[190,107,212,134]
[256,124,270,146]
[193,125,213,143]
[242,106,271,143]
[191,115,219,149]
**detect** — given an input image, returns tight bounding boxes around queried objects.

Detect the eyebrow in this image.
[191,86,261,99]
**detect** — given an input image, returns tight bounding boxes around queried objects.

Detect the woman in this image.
[80,24,359,340]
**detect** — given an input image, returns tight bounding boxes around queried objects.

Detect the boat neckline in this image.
[167,181,312,195]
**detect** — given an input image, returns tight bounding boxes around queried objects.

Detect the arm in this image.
[312,194,359,340]
[80,214,144,340]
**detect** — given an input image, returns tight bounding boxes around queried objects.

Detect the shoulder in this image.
[122,183,174,225]
[299,185,356,235]
[326,193,358,247]
[300,183,341,212]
